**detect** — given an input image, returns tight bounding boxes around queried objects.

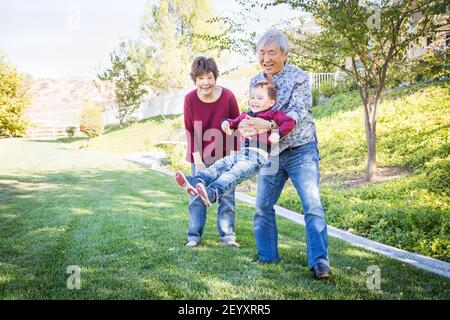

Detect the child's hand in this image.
[268,132,280,144]
[221,121,233,135]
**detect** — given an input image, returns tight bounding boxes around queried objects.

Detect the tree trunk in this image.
[366,125,377,181]
[363,99,378,181]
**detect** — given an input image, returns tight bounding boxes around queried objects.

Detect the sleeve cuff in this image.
[286,111,299,125]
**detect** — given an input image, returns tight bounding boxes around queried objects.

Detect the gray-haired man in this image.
[239,29,331,279]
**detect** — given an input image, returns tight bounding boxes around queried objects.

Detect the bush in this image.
[319,79,336,97]
[127,116,139,125]
[311,87,320,107]
[318,73,357,98]
[65,126,77,138]
[389,45,450,86]
[79,101,104,139]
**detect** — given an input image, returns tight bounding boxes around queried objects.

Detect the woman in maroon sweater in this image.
[183,56,240,247]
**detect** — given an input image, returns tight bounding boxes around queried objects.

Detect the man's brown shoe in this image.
[311,263,332,280]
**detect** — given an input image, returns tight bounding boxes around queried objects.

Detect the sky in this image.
[0,0,301,78]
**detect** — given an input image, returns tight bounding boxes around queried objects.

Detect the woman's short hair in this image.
[257,29,289,54]
[252,80,277,101]
[190,56,219,82]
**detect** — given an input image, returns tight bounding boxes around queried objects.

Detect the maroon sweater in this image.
[184,87,240,164]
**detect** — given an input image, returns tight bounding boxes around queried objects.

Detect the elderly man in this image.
[239,29,331,279]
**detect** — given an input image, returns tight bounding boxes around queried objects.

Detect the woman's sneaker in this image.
[226,240,241,248]
[186,240,199,247]
[195,183,212,207]
[175,172,197,196]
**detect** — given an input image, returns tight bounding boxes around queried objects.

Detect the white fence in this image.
[26,124,72,139]
[309,72,336,90]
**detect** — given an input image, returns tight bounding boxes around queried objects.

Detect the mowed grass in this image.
[0,139,449,299]
[61,80,449,262]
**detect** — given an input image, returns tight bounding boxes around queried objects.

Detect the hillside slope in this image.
[24,77,105,127]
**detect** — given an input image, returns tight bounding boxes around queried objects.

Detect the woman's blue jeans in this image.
[254,141,329,268]
[187,163,236,243]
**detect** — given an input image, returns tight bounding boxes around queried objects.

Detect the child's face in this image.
[249,87,275,113]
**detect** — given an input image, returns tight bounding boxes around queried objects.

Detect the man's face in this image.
[258,41,288,76]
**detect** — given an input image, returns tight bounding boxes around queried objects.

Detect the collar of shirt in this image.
[258,64,290,87]
[269,64,289,82]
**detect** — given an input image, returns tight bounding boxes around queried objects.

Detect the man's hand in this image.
[243,115,271,130]
[238,115,271,138]
[221,121,233,135]
[268,132,280,144]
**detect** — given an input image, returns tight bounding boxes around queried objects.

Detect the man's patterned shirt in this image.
[249,64,317,153]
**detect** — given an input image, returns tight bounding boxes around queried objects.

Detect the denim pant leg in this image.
[253,156,288,262]
[187,162,237,243]
[285,142,329,268]
[187,163,207,242]
[213,152,262,242]
[195,155,235,186]
[209,153,262,200]
[216,184,236,243]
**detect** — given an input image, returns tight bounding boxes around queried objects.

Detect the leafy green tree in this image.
[97,40,148,127]
[228,0,449,181]
[0,55,29,137]
[287,0,449,180]
[139,0,224,91]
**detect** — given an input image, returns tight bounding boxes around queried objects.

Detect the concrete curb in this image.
[126,155,450,279]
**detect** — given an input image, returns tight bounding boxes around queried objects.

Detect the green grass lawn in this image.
[60,80,450,262]
[0,139,449,299]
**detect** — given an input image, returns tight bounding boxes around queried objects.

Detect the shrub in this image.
[389,45,450,86]
[127,116,139,125]
[312,87,320,107]
[319,79,336,97]
[65,126,77,138]
[79,101,104,139]
[318,73,357,99]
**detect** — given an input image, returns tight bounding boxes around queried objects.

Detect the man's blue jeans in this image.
[187,162,237,243]
[254,141,329,268]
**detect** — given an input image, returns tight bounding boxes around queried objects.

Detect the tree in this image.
[0,55,29,137]
[97,40,148,127]
[235,0,449,180]
[139,0,224,92]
